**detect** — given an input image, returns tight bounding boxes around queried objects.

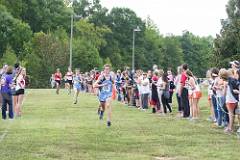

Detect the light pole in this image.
[69,14,81,70]
[132,26,141,72]
[70,14,73,70]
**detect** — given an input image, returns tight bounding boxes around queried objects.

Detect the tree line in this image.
[0,0,237,88]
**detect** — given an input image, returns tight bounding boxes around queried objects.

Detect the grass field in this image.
[0,89,239,160]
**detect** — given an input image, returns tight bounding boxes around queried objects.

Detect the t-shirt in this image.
[141,78,150,94]
[16,75,25,90]
[115,75,122,87]
[180,72,188,87]
[73,75,81,87]
[66,72,73,80]
[152,75,158,82]
[215,77,225,97]
[95,73,100,81]
[54,73,62,81]
[168,74,174,81]
[1,74,13,93]
[175,75,181,93]
[98,75,113,102]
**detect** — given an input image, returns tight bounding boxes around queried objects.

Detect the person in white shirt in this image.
[14,68,26,117]
[141,73,150,110]
[175,66,183,116]
[65,67,73,95]
[157,69,164,113]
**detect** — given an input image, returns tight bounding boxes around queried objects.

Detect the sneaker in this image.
[224,128,233,135]
[207,116,214,122]
[74,100,77,104]
[237,128,240,139]
[107,121,111,127]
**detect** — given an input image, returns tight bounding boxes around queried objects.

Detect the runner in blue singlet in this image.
[94,64,115,127]
[73,69,82,104]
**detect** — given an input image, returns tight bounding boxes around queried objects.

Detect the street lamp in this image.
[66,0,82,70]
[69,14,81,70]
[132,26,141,73]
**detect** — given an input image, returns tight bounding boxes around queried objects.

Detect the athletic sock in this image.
[99,111,104,120]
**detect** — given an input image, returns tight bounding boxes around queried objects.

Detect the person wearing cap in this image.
[230,60,240,78]
[230,60,240,70]
[224,68,239,134]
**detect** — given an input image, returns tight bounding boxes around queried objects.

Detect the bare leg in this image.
[106,97,112,126]
[13,96,18,114]
[16,95,24,116]
[209,98,214,119]
[56,83,60,94]
[74,89,80,104]
[189,98,193,118]
[226,103,237,131]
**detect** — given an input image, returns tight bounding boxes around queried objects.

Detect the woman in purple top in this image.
[1,66,14,120]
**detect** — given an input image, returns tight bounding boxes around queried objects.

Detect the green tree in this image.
[0,46,17,66]
[25,30,69,88]
[142,17,164,70]
[213,0,240,67]
[72,39,103,71]
[72,19,112,71]
[161,36,184,72]
[179,31,214,76]
[1,0,72,33]
[101,7,146,69]
[0,4,32,58]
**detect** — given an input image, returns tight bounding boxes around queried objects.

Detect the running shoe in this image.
[224,128,233,135]
[237,128,240,139]
[107,121,111,127]
[74,100,77,104]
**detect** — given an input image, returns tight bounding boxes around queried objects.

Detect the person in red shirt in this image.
[54,68,62,94]
[178,64,190,118]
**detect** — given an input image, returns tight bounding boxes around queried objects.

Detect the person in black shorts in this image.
[65,67,73,95]
[54,68,62,94]
[14,68,27,117]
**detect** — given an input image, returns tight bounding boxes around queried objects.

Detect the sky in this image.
[100,0,229,37]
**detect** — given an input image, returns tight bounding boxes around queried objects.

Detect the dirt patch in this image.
[154,157,177,160]
[154,156,187,160]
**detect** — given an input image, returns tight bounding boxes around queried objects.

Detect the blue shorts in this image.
[98,93,112,102]
[74,84,81,91]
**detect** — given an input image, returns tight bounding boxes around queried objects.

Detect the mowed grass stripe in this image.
[0,89,239,160]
